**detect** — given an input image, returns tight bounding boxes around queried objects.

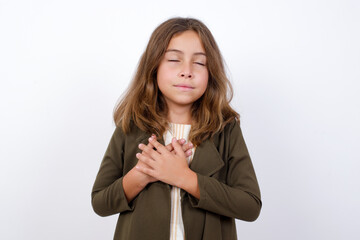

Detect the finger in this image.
[164,140,193,155]
[165,143,174,152]
[164,138,181,150]
[138,142,161,159]
[139,143,154,152]
[185,149,193,157]
[135,158,153,168]
[171,137,185,156]
[148,137,168,154]
[178,138,186,145]
[136,153,155,168]
[135,164,155,176]
[182,142,194,153]
[165,139,185,152]
[146,139,156,151]
[138,143,150,157]
[148,134,157,148]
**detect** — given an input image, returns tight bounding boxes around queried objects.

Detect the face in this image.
[157,30,209,111]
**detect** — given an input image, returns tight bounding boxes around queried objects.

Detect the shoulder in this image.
[225,118,240,131]
[109,122,149,153]
[210,118,240,146]
[113,120,147,137]
[106,122,148,162]
[217,118,240,137]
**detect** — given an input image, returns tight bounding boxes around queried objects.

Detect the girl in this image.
[92,17,261,240]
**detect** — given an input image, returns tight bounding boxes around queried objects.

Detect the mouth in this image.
[174,84,194,90]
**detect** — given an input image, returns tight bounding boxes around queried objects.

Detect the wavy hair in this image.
[113,17,239,146]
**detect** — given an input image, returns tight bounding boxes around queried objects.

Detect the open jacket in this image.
[91,120,261,240]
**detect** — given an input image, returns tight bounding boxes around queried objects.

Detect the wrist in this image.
[178,169,200,199]
[132,166,150,188]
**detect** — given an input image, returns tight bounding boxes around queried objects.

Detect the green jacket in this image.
[92,120,261,239]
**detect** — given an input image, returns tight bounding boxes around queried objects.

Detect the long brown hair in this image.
[113,17,239,146]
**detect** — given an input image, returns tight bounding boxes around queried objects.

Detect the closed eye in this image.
[168,59,180,62]
[194,62,205,66]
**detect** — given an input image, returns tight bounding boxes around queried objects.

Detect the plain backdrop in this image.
[1,0,359,239]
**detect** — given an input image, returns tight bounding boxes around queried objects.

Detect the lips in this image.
[174,84,194,90]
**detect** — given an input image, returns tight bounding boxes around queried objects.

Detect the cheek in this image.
[156,64,167,87]
[157,63,175,81]
[199,71,209,93]
[156,65,173,94]
[157,63,165,79]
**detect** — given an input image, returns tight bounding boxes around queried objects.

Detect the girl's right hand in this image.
[135,135,193,185]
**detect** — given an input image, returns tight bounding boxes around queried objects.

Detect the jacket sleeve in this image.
[189,121,262,221]
[91,127,133,217]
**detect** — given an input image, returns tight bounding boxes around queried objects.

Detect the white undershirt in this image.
[163,123,195,240]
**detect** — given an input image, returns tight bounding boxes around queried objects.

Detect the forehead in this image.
[166,30,206,53]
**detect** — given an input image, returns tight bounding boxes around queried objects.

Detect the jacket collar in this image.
[190,138,224,177]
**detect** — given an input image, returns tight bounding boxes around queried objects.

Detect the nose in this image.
[179,72,192,78]
[178,62,193,79]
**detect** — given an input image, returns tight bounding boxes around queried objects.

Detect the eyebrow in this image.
[165,49,206,56]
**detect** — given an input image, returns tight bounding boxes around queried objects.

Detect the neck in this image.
[167,105,192,124]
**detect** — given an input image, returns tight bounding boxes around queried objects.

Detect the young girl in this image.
[92,17,261,240]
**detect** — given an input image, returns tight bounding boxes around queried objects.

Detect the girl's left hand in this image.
[136,136,193,188]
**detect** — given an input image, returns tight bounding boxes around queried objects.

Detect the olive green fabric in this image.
[92,120,261,240]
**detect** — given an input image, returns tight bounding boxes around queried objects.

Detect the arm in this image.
[91,127,132,217]
[189,122,262,221]
[122,163,155,202]
[91,129,193,216]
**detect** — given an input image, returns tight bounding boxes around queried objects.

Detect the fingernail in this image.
[149,137,153,142]
[189,143,193,148]
[151,134,156,138]
[136,153,140,157]
[138,143,143,148]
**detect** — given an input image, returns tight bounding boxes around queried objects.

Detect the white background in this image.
[1,0,359,239]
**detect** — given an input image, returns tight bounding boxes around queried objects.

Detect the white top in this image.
[163,123,195,240]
